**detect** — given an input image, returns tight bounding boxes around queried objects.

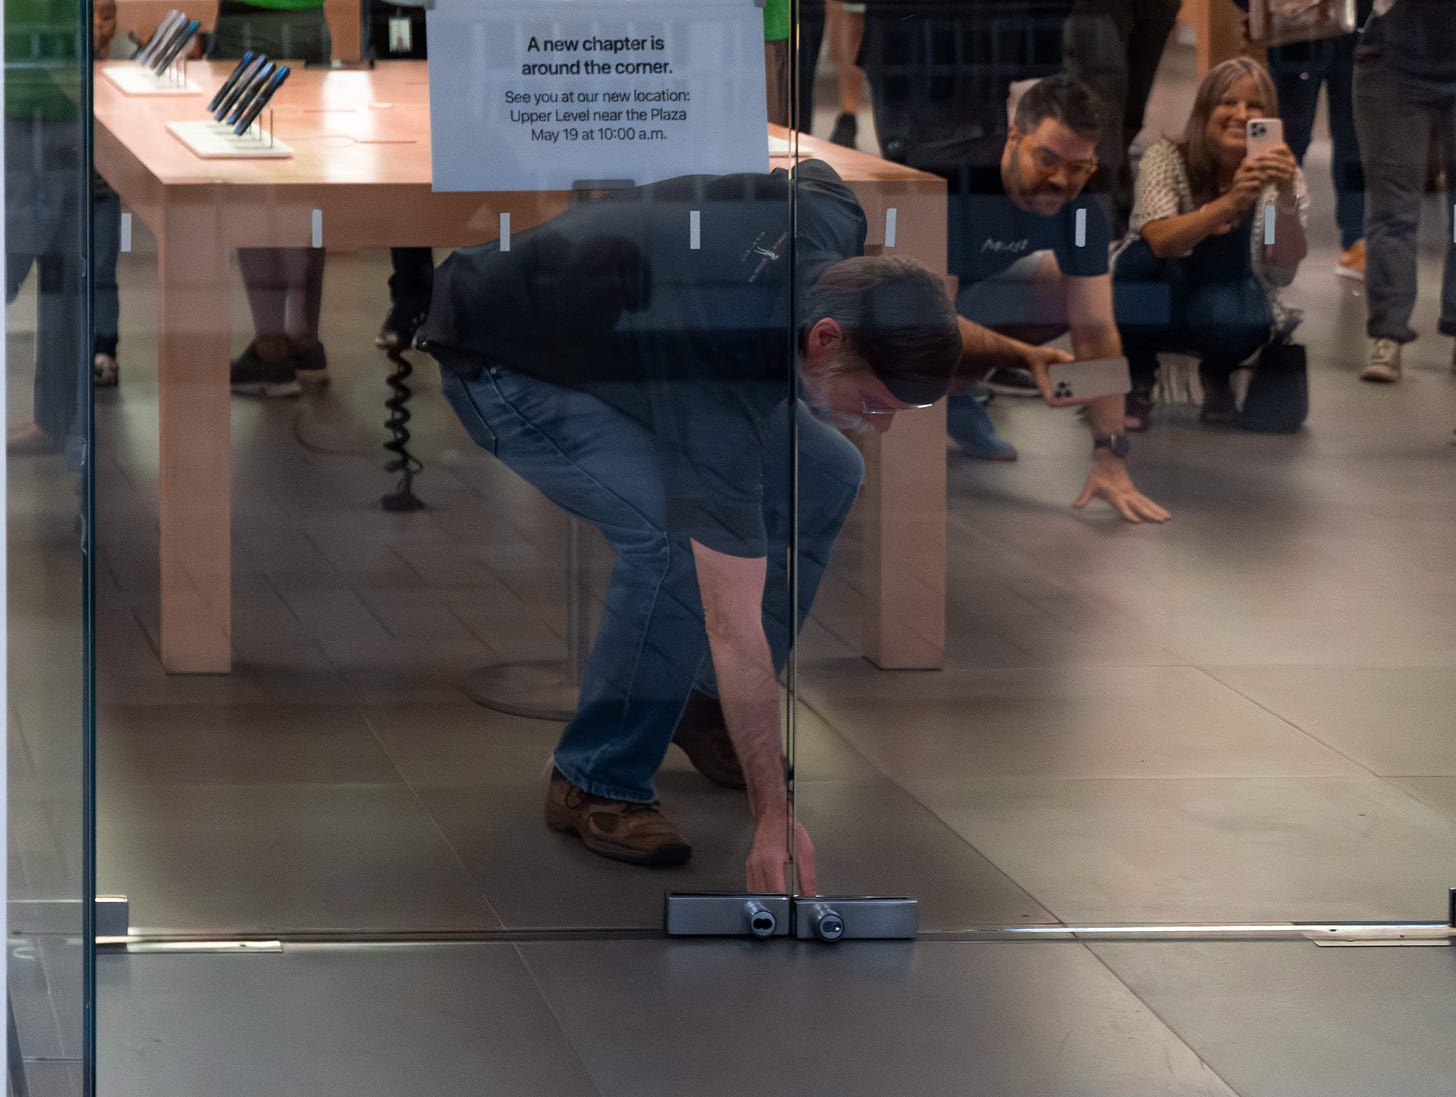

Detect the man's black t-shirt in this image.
[418,159,867,558]
[948,163,1110,289]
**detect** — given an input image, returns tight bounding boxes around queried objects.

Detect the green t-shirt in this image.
[225,0,325,9]
[763,0,790,43]
[4,0,81,121]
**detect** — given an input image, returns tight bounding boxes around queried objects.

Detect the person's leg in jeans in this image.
[440,365,711,804]
[31,249,82,443]
[1185,278,1271,421]
[1355,59,1429,352]
[6,115,84,453]
[1325,34,1366,254]
[1112,236,1180,426]
[1270,44,1324,164]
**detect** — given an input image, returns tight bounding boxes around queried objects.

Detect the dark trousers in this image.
[1354,50,1456,341]
[1063,0,1181,232]
[6,115,84,441]
[1270,34,1364,249]
[1114,238,1272,393]
[93,180,121,356]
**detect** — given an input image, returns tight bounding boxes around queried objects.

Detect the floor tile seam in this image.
[125,606,162,662]
[1078,941,1248,1097]
[783,692,1073,921]
[263,565,377,679]
[789,737,1074,925]
[506,943,612,1097]
[353,704,512,930]
[445,603,521,657]
[902,773,1442,786]
[1192,665,1387,779]
[801,605,861,656]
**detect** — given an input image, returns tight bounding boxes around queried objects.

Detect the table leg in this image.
[849,184,948,670]
[857,407,947,670]
[157,200,232,673]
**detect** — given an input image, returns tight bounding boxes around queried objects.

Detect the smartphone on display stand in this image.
[137,10,181,64]
[151,19,199,73]
[144,12,187,68]
[228,61,277,126]
[216,57,269,122]
[234,67,290,135]
[208,51,256,113]
[1246,117,1284,161]
[1046,357,1132,402]
[221,60,273,123]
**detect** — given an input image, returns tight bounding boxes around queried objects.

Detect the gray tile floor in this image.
[6,43,1456,1097]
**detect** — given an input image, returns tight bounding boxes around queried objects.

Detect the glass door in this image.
[90,0,800,944]
[6,0,95,1092]
[792,0,1456,935]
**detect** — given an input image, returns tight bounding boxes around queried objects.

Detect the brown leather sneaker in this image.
[544,769,692,867]
[671,691,747,789]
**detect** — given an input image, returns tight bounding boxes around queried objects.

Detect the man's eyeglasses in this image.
[1022,139,1098,182]
[860,399,935,417]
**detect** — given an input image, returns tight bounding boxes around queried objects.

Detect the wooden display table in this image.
[93,60,948,674]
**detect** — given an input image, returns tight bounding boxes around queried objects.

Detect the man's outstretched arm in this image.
[1062,273,1170,524]
[690,540,816,895]
[950,315,1070,392]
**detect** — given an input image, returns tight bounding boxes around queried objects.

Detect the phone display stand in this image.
[166,110,292,159]
[103,60,201,96]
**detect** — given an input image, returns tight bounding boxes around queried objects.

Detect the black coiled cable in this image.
[381,345,425,511]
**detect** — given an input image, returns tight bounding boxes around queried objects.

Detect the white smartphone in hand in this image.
[1246,117,1284,161]
[1046,357,1131,402]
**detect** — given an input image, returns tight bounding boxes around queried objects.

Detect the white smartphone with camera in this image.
[1046,357,1131,401]
[1246,117,1284,161]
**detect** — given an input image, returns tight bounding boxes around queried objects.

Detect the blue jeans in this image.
[439,363,864,803]
[6,115,83,444]
[1113,238,1272,392]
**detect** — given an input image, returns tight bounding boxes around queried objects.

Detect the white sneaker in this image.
[1360,338,1401,383]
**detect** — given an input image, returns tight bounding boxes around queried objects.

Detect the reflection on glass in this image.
[421,162,960,893]
[793,0,1455,939]
[6,0,91,1091]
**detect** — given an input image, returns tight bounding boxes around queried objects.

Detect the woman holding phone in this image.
[1112,57,1307,428]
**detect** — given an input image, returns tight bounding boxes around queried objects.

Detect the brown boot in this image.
[671,691,747,789]
[544,769,691,867]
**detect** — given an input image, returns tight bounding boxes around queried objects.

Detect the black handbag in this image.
[1239,338,1309,433]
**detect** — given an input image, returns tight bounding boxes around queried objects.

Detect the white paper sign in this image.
[426,0,769,192]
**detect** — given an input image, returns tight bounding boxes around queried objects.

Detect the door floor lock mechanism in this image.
[792,896,917,941]
[665,893,791,937]
[665,894,916,940]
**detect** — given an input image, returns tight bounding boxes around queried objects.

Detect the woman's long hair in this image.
[1178,57,1280,205]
